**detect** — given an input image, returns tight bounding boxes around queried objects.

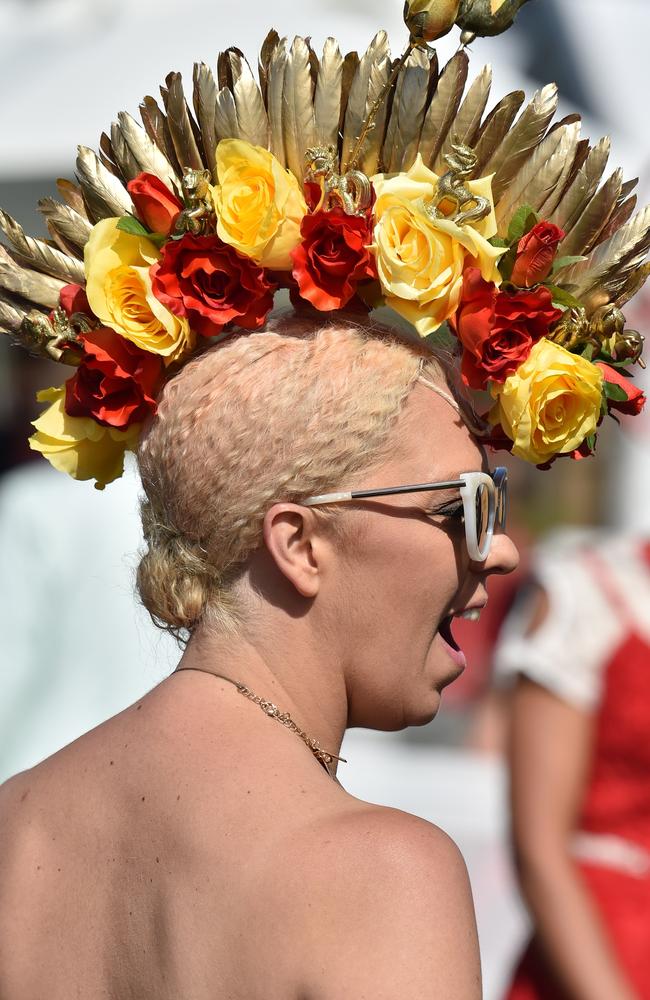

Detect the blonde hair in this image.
[137,313,460,639]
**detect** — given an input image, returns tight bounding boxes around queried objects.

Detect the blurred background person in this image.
[495,530,650,1000]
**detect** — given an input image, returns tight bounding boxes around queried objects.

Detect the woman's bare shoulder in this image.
[283,799,482,999]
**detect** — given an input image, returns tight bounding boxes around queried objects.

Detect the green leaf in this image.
[603,380,629,402]
[545,284,583,310]
[551,254,587,275]
[581,343,594,361]
[585,433,597,451]
[507,204,538,245]
[489,236,510,249]
[116,215,150,237]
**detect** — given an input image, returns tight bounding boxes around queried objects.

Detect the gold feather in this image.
[314,37,344,150]
[162,72,205,172]
[485,83,558,203]
[229,51,269,148]
[437,63,492,168]
[0,209,85,285]
[341,31,390,172]
[417,51,469,171]
[472,90,525,175]
[259,29,281,104]
[0,246,65,309]
[558,168,623,259]
[599,194,637,245]
[495,122,579,231]
[139,96,182,175]
[38,197,92,253]
[0,291,26,336]
[615,261,650,309]
[192,63,219,174]
[98,133,121,178]
[117,111,180,193]
[76,145,134,222]
[109,121,140,181]
[549,136,610,231]
[558,203,650,299]
[536,122,582,219]
[282,37,316,181]
[56,179,89,219]
[267,37,289,165]
[384,46,430,173]
[215,87,239,143]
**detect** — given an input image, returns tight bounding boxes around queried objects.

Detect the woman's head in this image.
[137,311,517,726]
[137,313,449,634]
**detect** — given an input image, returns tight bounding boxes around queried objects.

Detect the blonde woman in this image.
[0,315,517,999]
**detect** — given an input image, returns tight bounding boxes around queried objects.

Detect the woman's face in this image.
[330,382,519,730]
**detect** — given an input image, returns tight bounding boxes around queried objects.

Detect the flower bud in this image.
[403,0,461,43]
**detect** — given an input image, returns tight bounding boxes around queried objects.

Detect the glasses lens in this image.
[493,469,507,529]
[475,482,490,553]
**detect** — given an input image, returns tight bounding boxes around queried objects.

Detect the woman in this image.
[0,314,518,999]
[497,531,650,1000]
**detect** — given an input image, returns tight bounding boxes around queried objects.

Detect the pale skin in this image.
[0,384,518,999]
[509,588,640,1000]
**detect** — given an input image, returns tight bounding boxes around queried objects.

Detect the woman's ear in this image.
[262,503,327,598]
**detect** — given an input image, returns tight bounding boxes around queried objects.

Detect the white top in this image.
[493,530,650,711]
[0,458,180,782]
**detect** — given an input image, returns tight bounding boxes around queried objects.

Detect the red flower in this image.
[126,172,184,237]
[291,209,376,311]
[59,283,92,317]
[510,221,565,287]
[455,268,563,389]
[596,362,647,415]
[150,234,276,338]
[65,328,163,430]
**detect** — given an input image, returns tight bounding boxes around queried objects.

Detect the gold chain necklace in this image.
[178,668,346,777]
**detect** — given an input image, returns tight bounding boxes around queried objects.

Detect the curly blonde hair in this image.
[137,313,460,639]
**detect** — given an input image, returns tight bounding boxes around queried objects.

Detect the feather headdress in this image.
[1,1,647,485]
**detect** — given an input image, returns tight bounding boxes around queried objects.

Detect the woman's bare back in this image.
[0,672,481,1000]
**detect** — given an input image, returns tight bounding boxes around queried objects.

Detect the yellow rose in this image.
[29,386,140,489]
[371,154,503,335]
[212,139,307,270]
[489,339,604,464]
[84,218,195,363]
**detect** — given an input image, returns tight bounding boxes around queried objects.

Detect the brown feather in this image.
[259,29,281,104]
[549,136,610,231]
[56,179,89,219]
[558,168,623,259]
[559,203,650,298]
[472,90,525,175]
[139,96,182,176]
[385,46,431,173]
[110,121,140,181]
[0,291,26,336]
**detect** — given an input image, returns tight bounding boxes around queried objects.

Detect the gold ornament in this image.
[173,168,215,236]
[304,145,372,216]
[403,0,461,43]
[423,143,492,226]
[457,0,532,43]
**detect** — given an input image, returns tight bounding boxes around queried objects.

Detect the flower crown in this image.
[1,1,648,487]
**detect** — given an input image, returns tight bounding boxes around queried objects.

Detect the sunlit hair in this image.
[137,312,466,639]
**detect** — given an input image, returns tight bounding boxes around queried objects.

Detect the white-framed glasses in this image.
[302,467,507,563]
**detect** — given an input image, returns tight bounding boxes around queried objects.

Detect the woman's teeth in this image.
[458,608,481,622]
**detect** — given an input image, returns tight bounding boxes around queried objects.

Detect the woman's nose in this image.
[478,531,520,576]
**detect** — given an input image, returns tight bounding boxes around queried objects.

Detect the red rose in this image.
[456,268,563,389]
[65,328,163,429]
[59,283,92,317]
[126,172,184,237]
[596,362,647,416]
[510,221,565,287]
[150,234,275,338]
[291,209,376,311]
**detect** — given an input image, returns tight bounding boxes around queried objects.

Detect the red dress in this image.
[505,542,650,1000]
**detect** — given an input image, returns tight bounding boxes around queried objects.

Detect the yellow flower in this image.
[212,139,307,270]
[84,218,195,363]
[29,386,140,489]
[489,339,604,464]
[371,154,503,336]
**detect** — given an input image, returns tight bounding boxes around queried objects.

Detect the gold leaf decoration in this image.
[139,95,182,175]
